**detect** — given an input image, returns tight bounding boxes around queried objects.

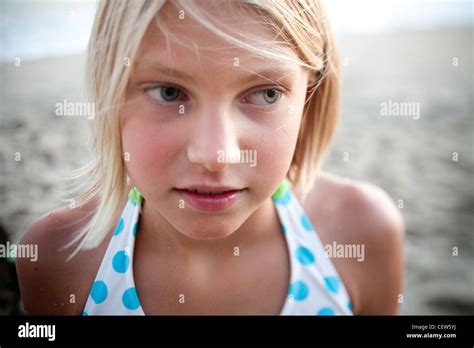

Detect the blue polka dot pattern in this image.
[301,214,313,231]
[324,276,340,293]
[122,287,140,310]
[90,280,108,304]
[295,246,315,265]
[113,218,124,236]
[348,301,353,312]
[288,280,309,301]
[281,224,286,234]
[82,311,88,316]
[112,250,130,273]
[317,307,335,315]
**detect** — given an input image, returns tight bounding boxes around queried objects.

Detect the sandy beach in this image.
[1,29,473,315]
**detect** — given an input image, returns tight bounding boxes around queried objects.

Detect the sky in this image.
[0,0,472,61]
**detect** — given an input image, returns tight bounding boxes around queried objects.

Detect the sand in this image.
[1,29,473,315]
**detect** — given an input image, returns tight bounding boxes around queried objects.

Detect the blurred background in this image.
[0,0,473,315]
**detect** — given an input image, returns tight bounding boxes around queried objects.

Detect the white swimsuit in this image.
[82,181,354,315]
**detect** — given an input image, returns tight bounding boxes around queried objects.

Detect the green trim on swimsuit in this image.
[272,178,291,200]
[129,187,144,206]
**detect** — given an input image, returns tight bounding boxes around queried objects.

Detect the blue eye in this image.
[246,89,282,105]
[146,85,184,102]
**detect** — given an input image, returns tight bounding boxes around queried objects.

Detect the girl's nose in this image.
[186,109,241,172]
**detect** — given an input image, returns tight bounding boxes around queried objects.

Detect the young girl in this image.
[17,0,404,315]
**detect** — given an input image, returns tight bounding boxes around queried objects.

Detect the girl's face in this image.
[121,1,311,239]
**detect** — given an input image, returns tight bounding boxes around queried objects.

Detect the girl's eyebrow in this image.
[135,61,197,83]
[135,60,298,85]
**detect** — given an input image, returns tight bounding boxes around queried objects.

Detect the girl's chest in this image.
[133,236,291,315]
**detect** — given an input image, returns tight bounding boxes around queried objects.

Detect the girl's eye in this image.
[244,89,282,105]
[145,85,186,102]
[145,85,282,106]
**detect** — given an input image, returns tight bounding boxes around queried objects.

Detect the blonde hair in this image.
[64,0,340,259]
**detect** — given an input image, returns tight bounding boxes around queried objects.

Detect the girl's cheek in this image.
[249,118,301,192]
[121,113,180,188]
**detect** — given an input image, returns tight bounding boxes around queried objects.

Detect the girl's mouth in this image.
[173,188,245,212]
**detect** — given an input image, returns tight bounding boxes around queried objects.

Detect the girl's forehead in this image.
[157,0,267,32]
[135,0,301,76]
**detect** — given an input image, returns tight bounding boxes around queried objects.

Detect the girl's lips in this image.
[174,188,245,212]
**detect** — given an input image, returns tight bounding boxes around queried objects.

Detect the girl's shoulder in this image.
[303,173,404,232]
[16,198,111,315]
[301,172,405,314]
